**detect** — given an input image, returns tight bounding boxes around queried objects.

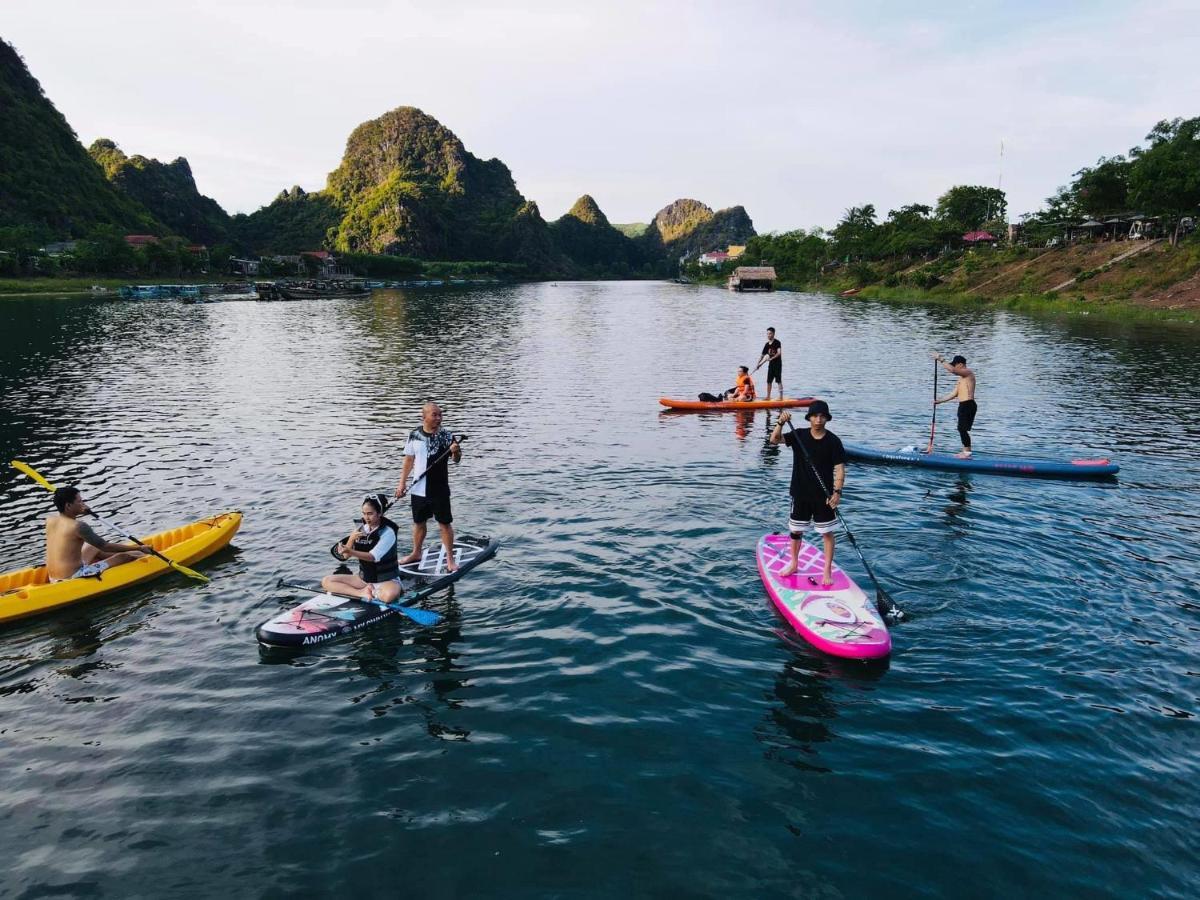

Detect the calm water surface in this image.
[1,283,1197,898]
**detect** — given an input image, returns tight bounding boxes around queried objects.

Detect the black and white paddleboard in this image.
[256,533,499,648]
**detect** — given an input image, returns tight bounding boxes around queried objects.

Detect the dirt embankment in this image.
[937,240,1200,310]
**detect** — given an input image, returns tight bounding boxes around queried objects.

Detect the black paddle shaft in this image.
[403,433,466,495]
[331,435,469,563]
[783,420,902,620]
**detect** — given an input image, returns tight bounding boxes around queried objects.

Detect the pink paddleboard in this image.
[756,533,891,659]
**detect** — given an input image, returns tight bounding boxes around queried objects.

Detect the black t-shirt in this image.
[762,339,782,362]
[784,428,845,500]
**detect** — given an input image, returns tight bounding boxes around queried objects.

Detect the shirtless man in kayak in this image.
[45,486,148,582]
[932,352,977,458]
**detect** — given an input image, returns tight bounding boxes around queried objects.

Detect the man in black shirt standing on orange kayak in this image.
[769,399,846,587]
[755,327,783,399]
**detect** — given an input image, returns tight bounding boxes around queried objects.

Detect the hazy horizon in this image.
[5,0,1198,233]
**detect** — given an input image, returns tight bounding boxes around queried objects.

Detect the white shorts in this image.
[50,561,110,584]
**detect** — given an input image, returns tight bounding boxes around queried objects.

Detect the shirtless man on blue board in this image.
[932,352,977,458]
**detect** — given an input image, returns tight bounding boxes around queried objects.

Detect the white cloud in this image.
[4,0,1197,227]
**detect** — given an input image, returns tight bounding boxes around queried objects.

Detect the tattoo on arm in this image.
[77,521,108,549]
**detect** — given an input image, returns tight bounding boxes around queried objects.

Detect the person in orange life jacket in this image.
[322,493,402,601]
[769,399,846,587]
[722,366,756,402]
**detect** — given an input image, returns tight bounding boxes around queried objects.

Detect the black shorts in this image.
[767,359,782,384]
[788,495,837,535]
[411,493,453,525]
[958,399,978,431]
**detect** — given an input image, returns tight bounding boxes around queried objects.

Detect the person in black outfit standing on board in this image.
[769,399,846,587]
[932,352,977,458]
[755,327,783,399]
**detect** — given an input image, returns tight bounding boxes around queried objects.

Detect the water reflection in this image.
[755,637,889,773]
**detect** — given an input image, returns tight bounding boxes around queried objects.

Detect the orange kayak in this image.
[659,396,816,411]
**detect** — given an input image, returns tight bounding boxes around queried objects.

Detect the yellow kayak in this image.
[0,511,242,625]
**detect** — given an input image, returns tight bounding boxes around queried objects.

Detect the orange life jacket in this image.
[736,373,756,400]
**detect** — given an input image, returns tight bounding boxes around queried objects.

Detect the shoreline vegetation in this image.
[688,229,1200,327]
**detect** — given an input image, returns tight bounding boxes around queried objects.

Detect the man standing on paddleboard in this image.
[770,400,846,587]
[932,352,977,458]
[395,402,462,573]
[755,327,783,400]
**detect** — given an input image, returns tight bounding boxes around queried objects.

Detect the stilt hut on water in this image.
[727,266,776,292]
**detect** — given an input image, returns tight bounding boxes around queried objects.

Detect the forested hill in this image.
[238,106,753,276]
[0,39,160,236]
[88,139,231,246]
[549,195,650,274]
[641,199,756,262]
[1,40,759,276]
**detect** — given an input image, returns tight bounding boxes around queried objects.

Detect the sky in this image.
[5,0,1199,232]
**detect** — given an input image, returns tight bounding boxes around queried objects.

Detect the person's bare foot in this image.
[399,551,422,566]
[955,450,972,459]
[779,563,799,577]
[808,575,834,588]
[443,559,459,573]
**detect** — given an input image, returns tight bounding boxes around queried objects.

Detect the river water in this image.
[1,283,1197,898]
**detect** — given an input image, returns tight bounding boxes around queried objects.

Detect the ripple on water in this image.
[0,285,1197,897]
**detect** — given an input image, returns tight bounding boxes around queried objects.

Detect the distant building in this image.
[962,231,996,244]
[229,256,260,276]
[270,254,305,274]
[302,250,338,275]
[727,266,776,292]
[726,245,747,260]
[698,250,730,266]
[43,240,78,256]
[124,234,159,247]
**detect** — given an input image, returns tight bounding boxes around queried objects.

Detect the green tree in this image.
[73,225,137,274]
[936,185,1007,233]
[740,229,830,281]
[1127,117,1200,244]
[880,203,942,257]
[831,204,878,260]
[1071,156,1131,218]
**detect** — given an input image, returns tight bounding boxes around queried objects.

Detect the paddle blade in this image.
[11,460,55,492]
[398,605,442,627]
[877,591,904,622]
[164,558,210,583]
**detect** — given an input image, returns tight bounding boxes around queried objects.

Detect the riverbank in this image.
[0,276,229,297]
[688,237,1200,327]
[842,283,1200,326]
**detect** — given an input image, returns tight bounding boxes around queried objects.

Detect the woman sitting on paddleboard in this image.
[321,493,403,601]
